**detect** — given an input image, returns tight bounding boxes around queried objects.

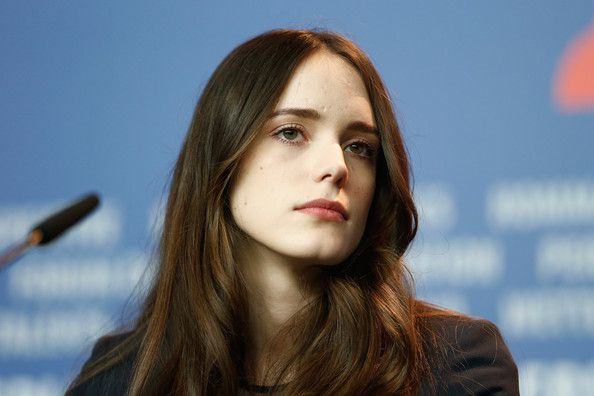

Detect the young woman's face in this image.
[230,50,379,266]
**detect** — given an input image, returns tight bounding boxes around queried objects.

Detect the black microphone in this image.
[31,193,100,245]
[0,193,101,269]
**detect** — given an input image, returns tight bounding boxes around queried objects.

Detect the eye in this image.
[345,140,376,159]
[280,129,300,140]
[272,124,306,145]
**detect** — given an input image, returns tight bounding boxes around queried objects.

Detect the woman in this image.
[67,29,518,395]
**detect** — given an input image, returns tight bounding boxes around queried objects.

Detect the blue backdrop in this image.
[1,1,593,395]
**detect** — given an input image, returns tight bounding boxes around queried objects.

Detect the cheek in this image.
[230,158,287,221]
[350,166,376,210]
[364,178,376,207]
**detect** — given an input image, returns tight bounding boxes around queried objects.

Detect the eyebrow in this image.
[269,107,378,136]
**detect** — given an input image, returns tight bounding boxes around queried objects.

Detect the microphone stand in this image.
[0,230,43,269]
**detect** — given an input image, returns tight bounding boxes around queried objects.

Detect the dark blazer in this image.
[418,317,518,395]
[67,316,518,395]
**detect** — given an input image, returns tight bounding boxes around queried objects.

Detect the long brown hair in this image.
[69,28,444,395]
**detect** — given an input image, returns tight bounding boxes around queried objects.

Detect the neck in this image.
[237,241,322,382]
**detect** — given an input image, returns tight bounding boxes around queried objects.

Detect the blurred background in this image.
[1,1,593,395]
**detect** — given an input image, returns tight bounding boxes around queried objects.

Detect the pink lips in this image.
[295,199,348,222]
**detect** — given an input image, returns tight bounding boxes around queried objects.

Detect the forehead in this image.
[274,50,374,123]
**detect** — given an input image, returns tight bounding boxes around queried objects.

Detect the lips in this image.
[295,198,348,221]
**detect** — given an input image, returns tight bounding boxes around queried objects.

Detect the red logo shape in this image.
[553,21,594,113]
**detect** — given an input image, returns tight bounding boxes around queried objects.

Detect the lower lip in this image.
[296,207,346,222]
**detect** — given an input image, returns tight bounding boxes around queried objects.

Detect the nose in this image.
[313,142,348,188]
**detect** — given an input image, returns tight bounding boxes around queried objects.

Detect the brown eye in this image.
[345,141,374,158]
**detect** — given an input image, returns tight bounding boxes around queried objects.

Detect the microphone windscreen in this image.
[30,193,100,245]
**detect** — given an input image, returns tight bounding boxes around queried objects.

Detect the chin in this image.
[286,240,356,266]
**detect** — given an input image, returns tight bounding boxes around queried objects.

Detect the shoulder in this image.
[420,313,519,396]
[67,332,136,396]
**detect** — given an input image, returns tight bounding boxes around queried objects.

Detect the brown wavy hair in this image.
[68,28,445,395]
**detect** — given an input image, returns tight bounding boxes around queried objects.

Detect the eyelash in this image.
[271,124,377,159]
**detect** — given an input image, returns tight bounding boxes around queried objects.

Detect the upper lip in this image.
[295,198,348,220]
